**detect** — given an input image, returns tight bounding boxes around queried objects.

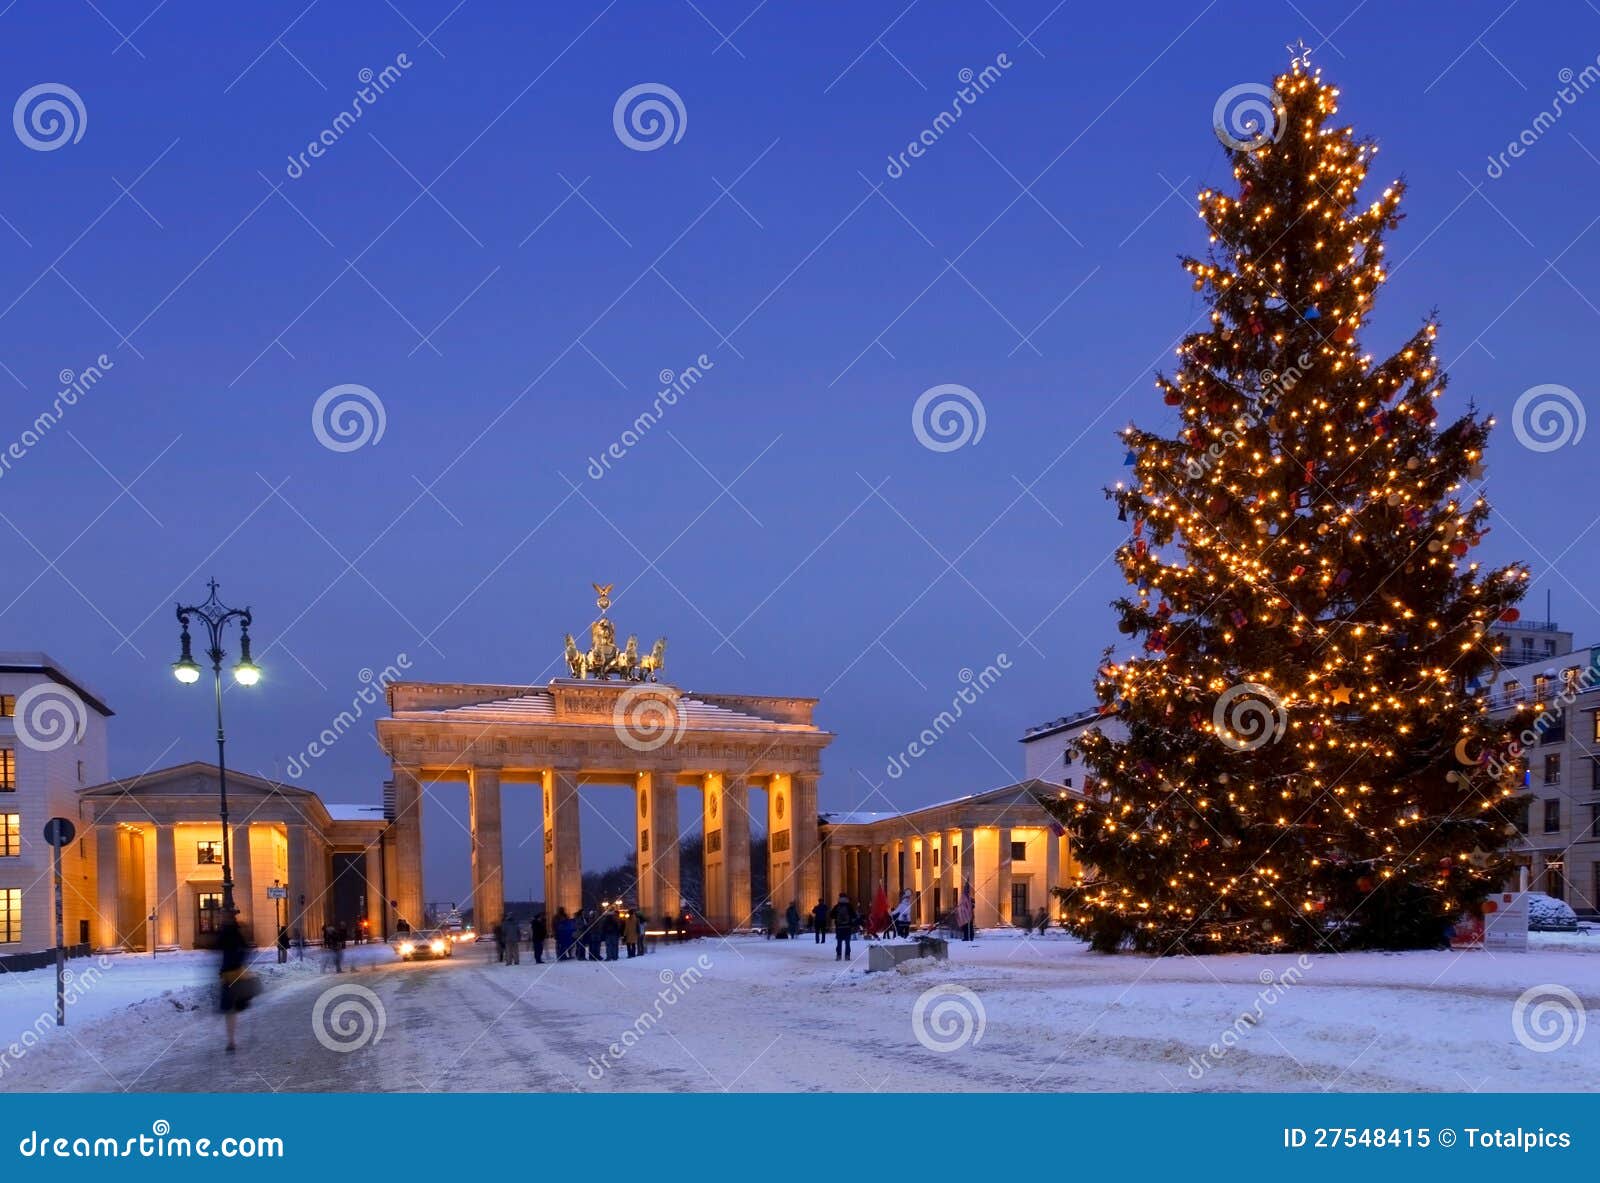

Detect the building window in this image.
[1540,709,1565,744]
[914,850,922,871]
[1544,754,1562,786]
[1591,803,1600,840]
[0,812,17,856]
[1010,840,1027,862]
[932,848,940,869]
[1563,667,1582,694]
[1593,759,1600,793]
[196,840,222,866]
[0,695,13,717]
[1544,798,1561,833]
[1505,680,1523,703]
[1011,881,1030,920]
[0,748,13,791]
[1512,799,1530,835]
[1592,711,1600,744]
[1533,674,1550,702]
[0,888,19,943]
[1545,860,1565,900]
[195,892,224,935]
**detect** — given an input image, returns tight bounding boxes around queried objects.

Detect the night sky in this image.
[2,2,1595,904]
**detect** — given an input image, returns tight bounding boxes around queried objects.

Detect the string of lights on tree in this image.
[1048,58,1531,954]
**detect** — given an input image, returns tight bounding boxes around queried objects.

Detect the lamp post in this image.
[172,578,261,920]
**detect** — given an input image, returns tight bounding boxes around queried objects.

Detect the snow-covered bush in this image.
[1527,893,1578,931]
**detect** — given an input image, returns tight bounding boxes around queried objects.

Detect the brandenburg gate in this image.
[375,586,833,930]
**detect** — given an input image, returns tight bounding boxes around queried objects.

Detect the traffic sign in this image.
[42,817,75,847]
[266,886,288,900]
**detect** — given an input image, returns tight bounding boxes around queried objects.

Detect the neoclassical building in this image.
[83,763,386,950]
[377,678,834,931]
[820,780,1085,927]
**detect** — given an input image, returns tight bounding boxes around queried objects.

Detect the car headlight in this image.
[399,942,415,955]
[430,940,446,954]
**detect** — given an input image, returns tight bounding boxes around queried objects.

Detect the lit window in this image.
[0,695,13,717]
[0,888,19,943]
[0,812,17,856]
[0,748,13,791]
[1562,667,1581,694]
[1505,681,1523,703]
[1533,674,1550,702]
[196,840,222,866]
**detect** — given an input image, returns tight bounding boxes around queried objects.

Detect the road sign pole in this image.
[52,840,65,1026]
[42,817,76,1027]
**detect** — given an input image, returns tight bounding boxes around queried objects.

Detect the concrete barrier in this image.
[866,936,948,973]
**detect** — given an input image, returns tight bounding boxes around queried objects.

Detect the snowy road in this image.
[2,934,1595,1092]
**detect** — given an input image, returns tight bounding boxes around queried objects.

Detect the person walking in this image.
[554,908,574,960]
[785,901,801,941]
[957,882,975,942]
[216,914,254,1054]
[1033,905,1050,936]
[830,893,855,962]
[601,909,621,961]
[275,925,289,964]
[531,911,548,964]
[502,915,521,965]
[621,909,639,959]
[892,889,913,938]
[811,898,828,943]
[493,916,507,964]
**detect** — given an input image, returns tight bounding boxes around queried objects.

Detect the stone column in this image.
[286,822,308,939]
[364,842,385,937]
[791,772,821,916]
[544,769,583,917]
[469,766,505,930]
[303,829,327,938]
[232,823,255,936]
[888,838,903,900]
[1045,827,1062,919]
[392,765,425,930]
[638,771,681,922]
[767,773,795,916]
[996,826,1013,926]
[94,822,121,951]
[723,775,752,928]
[960,826,976,903]
[825,839,843,909]
[154,825,178,948]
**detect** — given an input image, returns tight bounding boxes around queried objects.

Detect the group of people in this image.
[493,906,692,964]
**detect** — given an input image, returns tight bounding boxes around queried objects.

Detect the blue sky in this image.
[2,1,1597,902]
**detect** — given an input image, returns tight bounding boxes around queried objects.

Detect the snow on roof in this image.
[819,810,900,825]
[393,689,816,731]
[324,804,386,823]
[1020,708,1102,741]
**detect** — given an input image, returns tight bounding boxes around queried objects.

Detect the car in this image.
[1527,892,1579,932]
[394,930,454,960]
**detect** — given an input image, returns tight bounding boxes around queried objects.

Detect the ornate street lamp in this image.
[172,578,260,919]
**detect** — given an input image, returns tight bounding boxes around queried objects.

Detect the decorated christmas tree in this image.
[1053,56,1529,954]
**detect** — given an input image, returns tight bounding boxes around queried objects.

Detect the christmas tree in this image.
[1053,56,1529,954]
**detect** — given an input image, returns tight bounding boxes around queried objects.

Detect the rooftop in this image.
[0,651,114,716]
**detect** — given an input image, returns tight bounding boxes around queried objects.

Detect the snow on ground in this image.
[0,931,1594,1093]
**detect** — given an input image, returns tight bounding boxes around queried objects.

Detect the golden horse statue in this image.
[640,637,667,682]
[562,633,588,679]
